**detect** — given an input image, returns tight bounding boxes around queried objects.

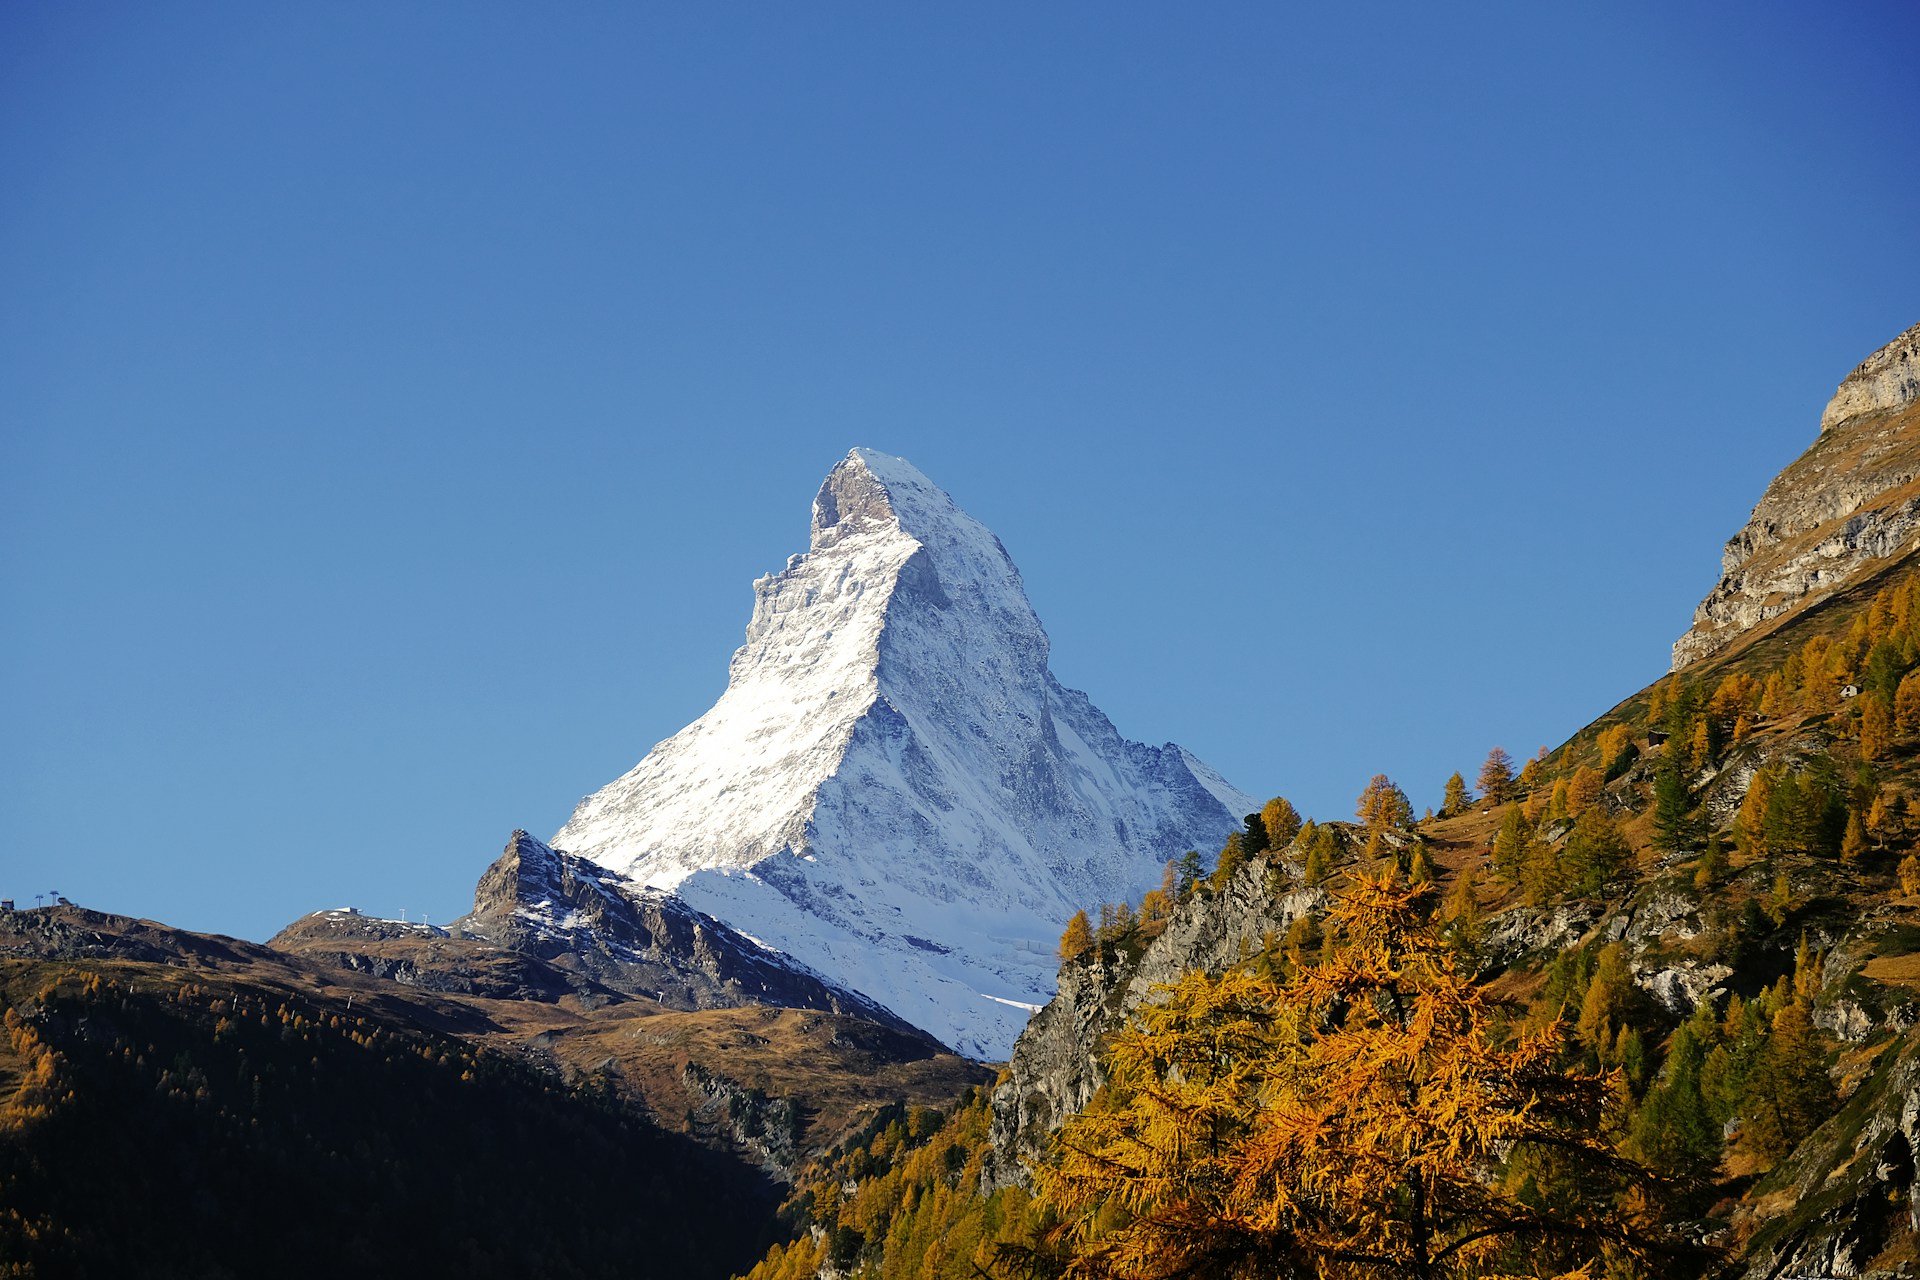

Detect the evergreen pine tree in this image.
[1441,771,1472,817]
[1627,1020,1721,1182]
[1562,807,1631,896]
[1652,757,1696,855]
[1863,637,1906,700]
[1743,998,1834,1165]
[1176,849,1206,899]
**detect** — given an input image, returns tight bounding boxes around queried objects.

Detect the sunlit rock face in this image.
[1674,321,1920,672]
[552,448,1253,1058]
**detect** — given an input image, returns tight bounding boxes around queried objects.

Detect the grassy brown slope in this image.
[1,903,990,1172]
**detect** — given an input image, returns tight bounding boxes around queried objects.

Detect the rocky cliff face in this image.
[1674,321,1920,670]
[1724,1017,1920,1279]
[980,850,1324,1191]
[552,448,1254,1058]
[458,830,915,1026]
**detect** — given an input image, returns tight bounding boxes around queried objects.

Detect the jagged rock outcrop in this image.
[1822,323,1920,433]
[981,851,1324,1191]
[457,830,916,1026]
[274,830,919,1029]
[1724,1018,1920,1279]
[681,1061,803,1177]
[1674,321,1920,670]
[552,448,1254,1058]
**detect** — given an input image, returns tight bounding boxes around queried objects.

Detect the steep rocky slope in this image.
[1675,320,1920,670]
[554,448,1253,1057]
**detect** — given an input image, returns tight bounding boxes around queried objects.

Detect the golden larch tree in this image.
[1262,797,1304,850]
[1477,749,1516,806]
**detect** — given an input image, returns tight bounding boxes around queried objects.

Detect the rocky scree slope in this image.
[1675,320,1920,671]
[552,448,1253,1059]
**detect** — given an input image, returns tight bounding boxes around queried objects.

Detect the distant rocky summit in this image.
[1674,320,1920,670]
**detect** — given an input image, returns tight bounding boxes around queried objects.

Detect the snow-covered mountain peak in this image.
[552,449,1254,1058]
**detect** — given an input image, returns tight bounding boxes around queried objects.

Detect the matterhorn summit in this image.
[554,448,1253,1057]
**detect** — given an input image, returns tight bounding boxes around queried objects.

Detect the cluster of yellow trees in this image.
[766,576,1920,1280]
[1059,798,1311,964]
[758,876,1719,1280]
[1015,875,1688,1280]
[743,1096,1014,1280]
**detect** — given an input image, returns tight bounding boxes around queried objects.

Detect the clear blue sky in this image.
[4,3,1916,940]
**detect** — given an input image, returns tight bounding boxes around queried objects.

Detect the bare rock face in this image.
[1821,322,1920,432]
[1673,321,1920,671]
[1726,1017,1920,1279]
[458,830,917,1028]
[979,853,1324,1192]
